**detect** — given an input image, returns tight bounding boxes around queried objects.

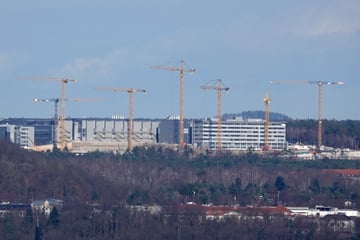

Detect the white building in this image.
[0,124,16,143]
[32,198,63,216]
[15,126,35,148]
[191,118,287,151]
[0,124,35,148]
[288,205,359,218]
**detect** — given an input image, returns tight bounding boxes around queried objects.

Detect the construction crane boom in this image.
[201,79,229,150]
[270,80,344,149]
[150,60,195,147]
[22,77,77,150]
[97,87,146,151]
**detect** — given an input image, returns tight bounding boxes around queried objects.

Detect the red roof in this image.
[165,203,292,216]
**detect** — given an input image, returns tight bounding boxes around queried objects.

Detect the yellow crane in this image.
[98,87,146,151]
[150,60,196,147]
[22,77,77,150]
[263,91,272,151]
[200,79,229,150]
[270,80,344,149]
[33,97,100,150]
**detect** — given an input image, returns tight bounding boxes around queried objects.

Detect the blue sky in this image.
[1,0,359,120]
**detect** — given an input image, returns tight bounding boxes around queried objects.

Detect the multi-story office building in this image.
[0,124,35,148]
[1,117,288,152]
[15,126,35,148]
[0,125,15,143]
[192,118,287,151]
[1,118,161,151]
[0,119,53,146]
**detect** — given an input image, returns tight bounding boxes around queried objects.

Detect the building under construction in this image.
[0,118,159,152]
[55,118,160,152]
[0,117,287,152]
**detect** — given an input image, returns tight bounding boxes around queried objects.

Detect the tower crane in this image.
[200,79,229,150]
[270,80,344,149]
[98,87,146,151]
[33,97,100,150]
[22,77,77,150]
[263,91,272,151]
[150,60,196,147]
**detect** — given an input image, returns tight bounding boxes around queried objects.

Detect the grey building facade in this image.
[157,119,192,145]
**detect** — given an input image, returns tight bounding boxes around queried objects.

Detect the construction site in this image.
[0,61,354,158]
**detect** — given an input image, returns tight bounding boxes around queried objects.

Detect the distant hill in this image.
[223,111,290,121]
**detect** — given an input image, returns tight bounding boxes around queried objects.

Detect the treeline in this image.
[287,119,360,149]
[2,140,360,238]
[3,204,359,240]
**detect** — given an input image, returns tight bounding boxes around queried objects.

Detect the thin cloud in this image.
[54,49,128,81]
[143,27,206,56]
[0,55,9,72]
[0,53,15,74]
[295,0,360,36]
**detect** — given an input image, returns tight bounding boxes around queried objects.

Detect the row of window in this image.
[204,143,287,149]
[193,122,286,150]
[201,127,277,132]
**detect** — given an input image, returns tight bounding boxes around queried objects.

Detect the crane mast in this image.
[33,97,99,150]
[310,80,344,148]
[98,87,146,151]
[22,77,77,151]
[270,80,344,149]
[128,90,135,152]
[150,60,195,147]
[318,82,323,149]
[263,91,272,151]
[201,79,229,150]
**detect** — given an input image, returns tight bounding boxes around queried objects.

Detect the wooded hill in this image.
[2,139,360,239]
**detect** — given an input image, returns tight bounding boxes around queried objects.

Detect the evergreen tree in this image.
[22,208,34,235]
[275,175,286,192]
[48,207,60,227]
[34,219,42,240]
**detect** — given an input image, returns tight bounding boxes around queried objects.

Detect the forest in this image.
[286,119,360,149]
[2,131,360,239]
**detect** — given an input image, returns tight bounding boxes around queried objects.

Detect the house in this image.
[31,198,63,216]
[318,215,355,236]
[0,202,31,217]
[287,205,359,218]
